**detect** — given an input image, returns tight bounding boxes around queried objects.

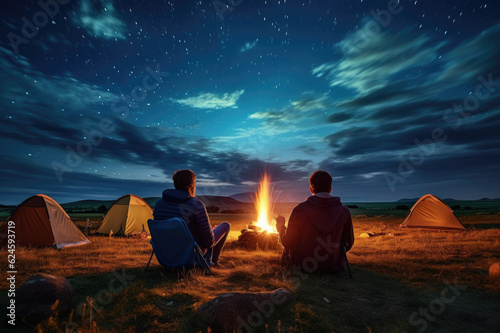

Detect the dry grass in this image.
[350,214,500,293]
[1,213,500,332]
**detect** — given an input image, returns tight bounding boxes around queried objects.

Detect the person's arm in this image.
[193,200,215,248]
[342,208,354,251]
[278,207,303,250]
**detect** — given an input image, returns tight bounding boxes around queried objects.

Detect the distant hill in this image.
[13,196,499,216]
[230,192,303,203]
[60,195,252,213]
[477,197,500,202]
[144,196,252,212]
[229,192,255,203]
[60,199,114,210]
[396,198,420,203]
[143,197,159,207]
[198,196,253,212]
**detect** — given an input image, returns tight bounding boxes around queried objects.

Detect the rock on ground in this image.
[489,262,500,277]
[16,273,73,325]
[196,288,293,332]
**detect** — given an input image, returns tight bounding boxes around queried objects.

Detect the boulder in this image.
[16,273,73,325]
[489,262,500,277]
[196,288,293,332]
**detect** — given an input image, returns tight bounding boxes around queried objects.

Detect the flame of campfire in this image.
[253,173,277,233]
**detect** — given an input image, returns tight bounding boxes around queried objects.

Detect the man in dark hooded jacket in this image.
[276,170,354,273]
[153,169,230,265]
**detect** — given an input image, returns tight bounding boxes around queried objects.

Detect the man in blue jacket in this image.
[153,169,230,265]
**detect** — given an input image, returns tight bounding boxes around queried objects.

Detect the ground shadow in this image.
[464,223,500,230]
[284,265,500,333]
[3,264,499,332]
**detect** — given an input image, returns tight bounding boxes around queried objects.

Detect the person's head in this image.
[173,169,196,197]
[309,170,332,194]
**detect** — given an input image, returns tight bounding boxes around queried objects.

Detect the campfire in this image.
[230,173,281,250]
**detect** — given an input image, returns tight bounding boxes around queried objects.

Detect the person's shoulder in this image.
[341,205,352,219]
[292,200,308,214]
[154,197,166,207]
[189,197,206,209]
[295,196,315,208]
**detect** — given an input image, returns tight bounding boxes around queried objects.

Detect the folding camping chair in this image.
[145,218,214,275]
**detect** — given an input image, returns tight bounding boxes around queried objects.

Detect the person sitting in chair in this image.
[275,170,354,273]
[153,169,230,266]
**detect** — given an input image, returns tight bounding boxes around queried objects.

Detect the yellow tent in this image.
[97,194,153,235]
[401,194,466,231]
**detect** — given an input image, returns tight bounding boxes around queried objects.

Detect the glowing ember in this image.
[253,173,277,233]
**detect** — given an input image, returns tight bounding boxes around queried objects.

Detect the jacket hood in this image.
[301,195,347,232]
[162,189,191,203]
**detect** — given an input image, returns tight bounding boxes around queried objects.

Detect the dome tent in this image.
[401,194,466,231]
[0,194,90,249]
[97,194,153,236]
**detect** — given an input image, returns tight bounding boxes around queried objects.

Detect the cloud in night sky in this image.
[249,93,333,134]
[1,1,500,204]
[312,21,442,93]
[240,40,258,52]
[437,23,500,86]
[74,0,127,40]
[172,90,245,109]
[329,23,500,112]
[309,22,500,198]
[0,44,307,202]
[0,46,118,117]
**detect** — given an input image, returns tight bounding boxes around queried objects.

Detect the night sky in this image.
[1,0,499,205]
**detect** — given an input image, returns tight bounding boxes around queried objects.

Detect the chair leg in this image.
[195,246,214,276]
[145,250,154,272]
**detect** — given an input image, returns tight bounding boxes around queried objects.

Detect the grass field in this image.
[1,209,500,332]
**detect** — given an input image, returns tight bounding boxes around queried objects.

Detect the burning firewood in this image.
[229,173,281,250]
[247,225,263,232]
[229,225,281,250]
